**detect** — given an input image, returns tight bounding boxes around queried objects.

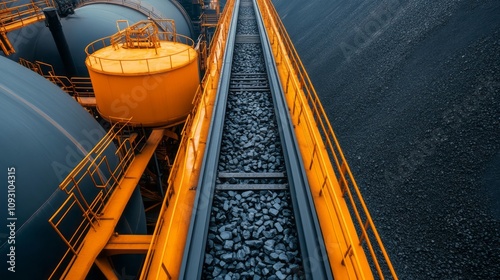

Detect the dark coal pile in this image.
[274,0,500,278]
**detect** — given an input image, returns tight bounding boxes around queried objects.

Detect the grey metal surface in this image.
[215,184,289,190]
[218,172,286,178]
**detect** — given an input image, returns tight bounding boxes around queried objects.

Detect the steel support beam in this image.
[103,234,153,256]
[63,129,165,279]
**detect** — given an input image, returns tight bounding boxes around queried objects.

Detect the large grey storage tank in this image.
[8,0,194,76]
[0,56,146,279]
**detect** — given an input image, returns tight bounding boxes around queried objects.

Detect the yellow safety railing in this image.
[48,120,145,280]
[0,0,55,54]
[19,59,75,95]
[85,19,196,74]
[256,0,398,279]
[18,58,96,106]
[18,57,43,75]
[0,0,53,29]
[200,12,219,27]
[42,75,95,105]
[48,75,77,94]
[139,0,236,278]
[70,76,94,97]
[114,19,175,52]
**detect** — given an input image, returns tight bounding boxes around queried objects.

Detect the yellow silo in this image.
[85,20,199,127]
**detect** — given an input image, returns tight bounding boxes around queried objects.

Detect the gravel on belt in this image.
[203,3,306,277]
[204,190,304,280]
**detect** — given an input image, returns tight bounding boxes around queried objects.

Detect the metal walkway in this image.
[0,0,55,55]
[140,0,398,279]
[48,124,164,279]
[179,0,332,278]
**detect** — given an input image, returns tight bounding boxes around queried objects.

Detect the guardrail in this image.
[138,0,236,278]
[256,0,398,278]
[0,0,53,31]
[48,120,145,279]
[85,20,197,74]
[18,58,96,105]
[70,77,94,98]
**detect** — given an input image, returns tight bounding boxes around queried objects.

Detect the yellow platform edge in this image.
[256,0,398,279]
[139,0,237,278]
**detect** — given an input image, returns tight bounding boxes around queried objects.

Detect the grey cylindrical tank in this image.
[0,56,146,279]
[11,4,146,76]
[143,0,195,36]
[9,1,194,76]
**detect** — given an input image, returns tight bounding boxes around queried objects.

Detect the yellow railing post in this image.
[48,120,142,279]
[256,0,399,278]
[138,0,237,277]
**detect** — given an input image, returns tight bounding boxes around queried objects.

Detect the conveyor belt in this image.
[180,0,333,278]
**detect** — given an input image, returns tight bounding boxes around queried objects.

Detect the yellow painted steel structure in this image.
[139,0,237,278]
[18,58,97,106]
[0,0,55,55]
[139,0,398,279]
[256,0,398,278]
[85,20,199,127]
[48,121,164,279]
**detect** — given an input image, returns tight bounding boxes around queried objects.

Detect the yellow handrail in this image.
[85,20,196,74]
[0,0,54,29]
[48,120,143,279]
[138,0,236,278]
[256,0,398,278]
[18,58,97,107]
[0,0,55,54]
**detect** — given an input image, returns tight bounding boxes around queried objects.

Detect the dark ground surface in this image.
[273,0,499,278]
